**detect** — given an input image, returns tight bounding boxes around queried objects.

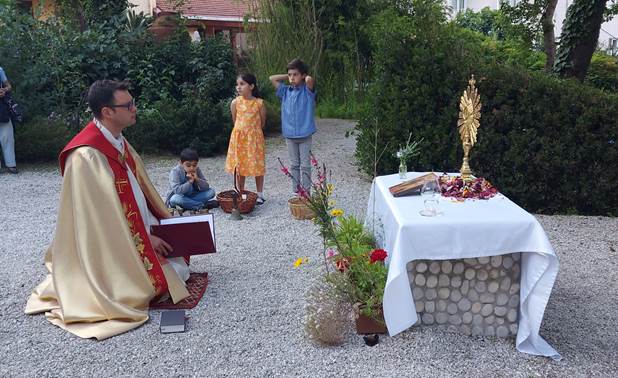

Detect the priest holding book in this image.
[25,80,190,339]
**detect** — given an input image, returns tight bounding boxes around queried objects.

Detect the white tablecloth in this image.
[365,173,561,360]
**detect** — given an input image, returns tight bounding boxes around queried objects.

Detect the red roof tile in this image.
[156,0,253,20]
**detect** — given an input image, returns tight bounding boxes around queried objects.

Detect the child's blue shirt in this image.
[276,82,316,139]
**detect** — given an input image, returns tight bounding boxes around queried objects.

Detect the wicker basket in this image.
[288,197,315,220]
[217,190,257,214]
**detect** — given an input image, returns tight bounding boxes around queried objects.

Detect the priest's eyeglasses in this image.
[109,98,136,111]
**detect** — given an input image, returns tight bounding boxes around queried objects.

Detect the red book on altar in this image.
[151,214,216,257]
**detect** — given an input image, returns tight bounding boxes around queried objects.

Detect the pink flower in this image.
[326,248,337,258]
[310,154,318,168]
[297,186,310,199]
[277,158,292,177]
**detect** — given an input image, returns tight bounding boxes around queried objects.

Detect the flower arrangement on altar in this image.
[440,175,498,200]
[279,154,389,344]
[393,134,423,178]
[394,134,423,163]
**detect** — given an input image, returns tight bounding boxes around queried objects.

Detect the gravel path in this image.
[1,119,616,377]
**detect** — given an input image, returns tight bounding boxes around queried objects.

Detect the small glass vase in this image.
[398,160,407,179]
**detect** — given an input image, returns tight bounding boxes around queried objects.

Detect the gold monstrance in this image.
[458,75,481,181]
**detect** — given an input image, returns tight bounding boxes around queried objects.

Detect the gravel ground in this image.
[1,119,616,377]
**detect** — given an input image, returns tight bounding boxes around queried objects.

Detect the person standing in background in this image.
[225,73,267,204]
[0,66,18,174]
[269,59,316,195]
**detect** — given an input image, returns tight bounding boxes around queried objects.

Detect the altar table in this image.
[365,173,561,360]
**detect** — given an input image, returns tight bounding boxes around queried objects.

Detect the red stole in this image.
[59,121,168,298]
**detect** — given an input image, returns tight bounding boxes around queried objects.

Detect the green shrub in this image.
[473,66,618,215]
[585,53,618,93]
[263,99,281,135]
[454,7,504,39]
[126,96,231,157]
[14,117,72,162]
[480,38,546,71]
[316,98,362,119]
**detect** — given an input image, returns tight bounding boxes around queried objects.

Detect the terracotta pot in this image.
[149,14,181,42]
[354,303,387,334]
[149,25,177,42]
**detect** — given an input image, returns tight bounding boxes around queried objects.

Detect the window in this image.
[498,0,520,7]
[214,29,231,43]
[235,33,250,53]
[609,38,618,56]
[451,0,466,13]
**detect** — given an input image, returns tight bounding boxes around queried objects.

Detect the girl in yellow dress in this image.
[225,73,267,204]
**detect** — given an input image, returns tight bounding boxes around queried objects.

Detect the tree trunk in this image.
[541,0,558,72]
[554,0,608,81]
[76,6,87,33]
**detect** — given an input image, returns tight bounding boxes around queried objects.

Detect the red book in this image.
[151,214,216,257]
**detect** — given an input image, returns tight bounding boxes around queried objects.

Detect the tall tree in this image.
[56,0,129,31]
[494,0,558,72]
[554,0,609,80]
[540,0,558,72]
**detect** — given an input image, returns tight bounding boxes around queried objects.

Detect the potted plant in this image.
[325,216,388,334]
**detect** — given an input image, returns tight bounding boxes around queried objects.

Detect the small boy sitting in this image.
[165,148,218,212]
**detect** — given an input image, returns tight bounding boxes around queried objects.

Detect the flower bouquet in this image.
[281,154,389,340]
[394,135,423,179]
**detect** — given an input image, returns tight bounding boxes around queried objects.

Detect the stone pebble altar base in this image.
[407,253,521,337]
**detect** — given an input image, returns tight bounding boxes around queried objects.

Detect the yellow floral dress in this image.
[225,96,266,176]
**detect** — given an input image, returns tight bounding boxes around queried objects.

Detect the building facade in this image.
[154,0,252,54]
[22,0,252,54]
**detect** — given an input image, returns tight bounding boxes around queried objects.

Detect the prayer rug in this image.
[150,272,208,310]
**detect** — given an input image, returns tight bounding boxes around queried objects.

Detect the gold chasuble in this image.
[25,122,189,340]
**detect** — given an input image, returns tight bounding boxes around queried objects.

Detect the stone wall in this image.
[407,253,521,337]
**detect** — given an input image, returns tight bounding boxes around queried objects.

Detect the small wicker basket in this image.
[288,197,315,220]
[217,190,257,214]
